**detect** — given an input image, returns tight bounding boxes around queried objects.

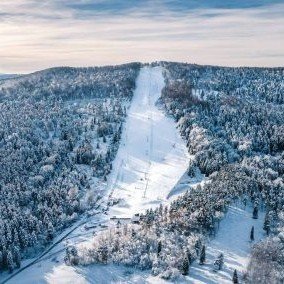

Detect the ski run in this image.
[3,66,265,284]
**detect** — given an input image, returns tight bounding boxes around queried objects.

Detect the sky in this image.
[0,0,283,73]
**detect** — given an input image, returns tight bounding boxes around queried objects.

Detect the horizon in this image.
[1,0,284,73]
[2,60,284,76]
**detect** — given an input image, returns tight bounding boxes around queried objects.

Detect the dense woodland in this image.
[1,62,283,281]
[76,63,284,282]
[0,63,140,272]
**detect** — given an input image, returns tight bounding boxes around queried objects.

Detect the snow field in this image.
[107,66,190,218]
[186,202,265,284]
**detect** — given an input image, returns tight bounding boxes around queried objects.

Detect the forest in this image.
[0,63,140,272]
[0,62,283,282]
[75,62,284,282]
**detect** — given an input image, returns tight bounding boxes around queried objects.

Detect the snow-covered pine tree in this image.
[187,248,193,265]
[199,245,206,265]
[6,250,15,273]
[213,253,224,271]
[181,255,189,275]
[252,207,258,219]
[157,240,162,256]
[232,269,239,283]
[250,226,255,241]
[263,212,270,235]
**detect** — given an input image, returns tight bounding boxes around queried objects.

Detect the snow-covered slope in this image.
[187,203,265,284]
[107,66,190,218]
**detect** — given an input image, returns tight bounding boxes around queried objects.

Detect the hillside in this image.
[0,63,140,274]
[0,62,283,284]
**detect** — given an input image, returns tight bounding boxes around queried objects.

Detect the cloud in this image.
[0,0,283,73]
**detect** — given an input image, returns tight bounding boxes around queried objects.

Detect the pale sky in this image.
[0,0,283,73]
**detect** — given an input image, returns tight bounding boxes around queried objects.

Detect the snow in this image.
[186,202,265,284]
[107,66,190,218]
[0,66,267,284]
[3,66,191,284]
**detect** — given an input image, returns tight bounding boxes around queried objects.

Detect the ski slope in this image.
[107,66,190,218]
[3,66,191,284]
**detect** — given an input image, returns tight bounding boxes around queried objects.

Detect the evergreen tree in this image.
[46,222,54,242]
[263,212,270,235]
[13,246,21,268]
[252,207,258,219]
[199,245,206,265]
[157,241,162,256]
[65,246,79,265]
[195,238,202,255]
[187,249,193,265]
[181,255,189,275]
[232,269,239,283]
[250,226,254,241]
[6,251,15,273]
[98,245,108,264]
[213,253,224,271]
[187,161,195,178]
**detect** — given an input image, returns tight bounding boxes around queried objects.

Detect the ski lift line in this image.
[143,74,155,199]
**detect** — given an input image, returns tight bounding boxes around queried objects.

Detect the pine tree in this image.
[199,245,206,265]
[195,238,202,255]
[263,212,270,235]
[69,246,79,265]
[116,220,121,229]
[47,222,54,242]
[98,245,108,264]
[181,255,189,275]
[157,241,162,256]
[187,249,193,265]
[232,269,239,283]
[213,253,224,271]
[250,226,254,241]
[252,207,258,219]
[187,162,195,178]
[13,246,21,268]
[6,250,15,273]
